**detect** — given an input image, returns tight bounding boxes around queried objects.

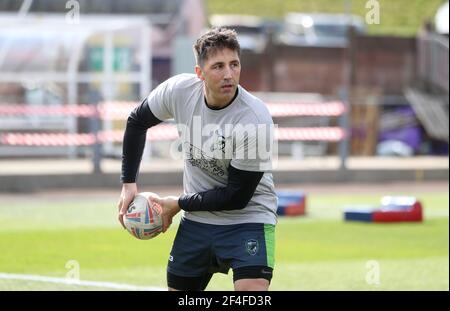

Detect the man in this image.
[118,28,277,291]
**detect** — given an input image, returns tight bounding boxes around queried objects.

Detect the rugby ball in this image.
[124,192,162,240]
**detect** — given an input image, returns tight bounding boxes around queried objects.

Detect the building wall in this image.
[239,35,417,96]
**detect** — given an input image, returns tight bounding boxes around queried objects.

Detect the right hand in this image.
[150,195,181,233]
[117,183,138,229]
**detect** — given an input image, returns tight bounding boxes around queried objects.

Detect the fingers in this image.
[117,198,122,212]
[162,216,172,233]
[118,197,130,230]
[155,197,168,232]
[149,196,162,206]
[161,211,173,233]
[149,196,167,232]
[162,215,167,233]
[117,184,138,230]
[118,206,126,229]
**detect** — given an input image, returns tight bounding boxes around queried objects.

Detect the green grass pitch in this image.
[0,190,448,290]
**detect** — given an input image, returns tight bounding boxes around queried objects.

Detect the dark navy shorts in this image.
[167,218,275,279]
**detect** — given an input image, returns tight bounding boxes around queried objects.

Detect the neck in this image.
[204,87,238,110]
[204,86,237,109]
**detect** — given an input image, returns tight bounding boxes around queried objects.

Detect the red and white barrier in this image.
[0,100,345,119]
[0,101,346,146]
[267,101,345,117]
[275,127,345,141]
[0,133,96,147]
[0,126,344,146]
[0,104,96,117]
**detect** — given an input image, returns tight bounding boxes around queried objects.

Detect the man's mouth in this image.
[221,84,233,90]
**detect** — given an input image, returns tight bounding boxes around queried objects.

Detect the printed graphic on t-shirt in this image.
[184,143,228,177]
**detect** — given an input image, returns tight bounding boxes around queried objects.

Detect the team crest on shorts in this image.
[246,239,259,256]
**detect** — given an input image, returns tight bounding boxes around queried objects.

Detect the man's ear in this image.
[195,65,204,81]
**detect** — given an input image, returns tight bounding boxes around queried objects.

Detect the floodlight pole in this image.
[141,24,153,161]
[338,88,349,171]
[140,25,152,99]
[89,90,102,175]
[101,31,115,162]
[339,28,356,171]
[68,41,84,160]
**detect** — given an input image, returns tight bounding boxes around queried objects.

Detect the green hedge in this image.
[206,0,445,36]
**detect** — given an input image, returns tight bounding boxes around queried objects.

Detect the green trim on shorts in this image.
[264,224,275,268]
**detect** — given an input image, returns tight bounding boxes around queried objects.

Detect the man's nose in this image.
[224,66,233,79]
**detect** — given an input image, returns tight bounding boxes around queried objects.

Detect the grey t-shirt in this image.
[147,73,278,225]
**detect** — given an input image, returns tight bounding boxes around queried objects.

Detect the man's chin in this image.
[220,86,236,95]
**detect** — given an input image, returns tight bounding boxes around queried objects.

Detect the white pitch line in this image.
[0,273,166,291]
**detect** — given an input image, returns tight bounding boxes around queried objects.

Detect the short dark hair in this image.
[193,27,241,66]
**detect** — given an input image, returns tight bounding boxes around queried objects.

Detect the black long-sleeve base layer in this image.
[178,165,263,212]
[121,98,162,183]
[121,98,264,212]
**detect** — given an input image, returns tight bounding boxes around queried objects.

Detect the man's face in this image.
[195,48,241,108]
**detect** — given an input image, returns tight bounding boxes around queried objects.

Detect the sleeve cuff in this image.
[178,194,189,211]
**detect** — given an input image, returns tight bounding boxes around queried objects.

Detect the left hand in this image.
[150,195,181,233]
